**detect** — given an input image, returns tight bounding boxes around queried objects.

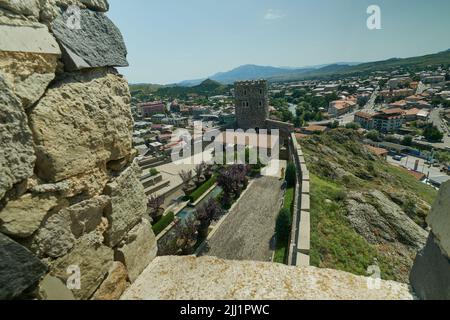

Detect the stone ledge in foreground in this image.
[121,256,414,300]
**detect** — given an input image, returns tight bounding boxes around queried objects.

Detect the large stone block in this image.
[52,9,128,71]
[29,69,133,182]
[0,193,60,238]
[427,181,450,258]
[0,233,48,300]
[0,23,60,54]
[0,74,36,200]
[50,235,113,300]
[32,196,109,258]
[297,211,310,255]
[410,234,450,300]
[115,219,157,283]
[104,161,147,247]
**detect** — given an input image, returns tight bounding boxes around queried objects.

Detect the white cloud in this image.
[264,9,285,20]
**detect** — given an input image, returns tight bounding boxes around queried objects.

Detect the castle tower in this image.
[234,80,269,130]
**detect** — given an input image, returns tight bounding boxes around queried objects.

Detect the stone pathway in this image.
[202,176,284,262]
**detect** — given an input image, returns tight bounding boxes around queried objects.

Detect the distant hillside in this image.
[270,50,450,82]
[301,129,437,283]
[129,83,163,102]
[154,79,231,99]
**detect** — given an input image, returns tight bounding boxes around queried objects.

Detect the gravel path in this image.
[202,176,284,262]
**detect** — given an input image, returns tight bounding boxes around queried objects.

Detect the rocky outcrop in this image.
[410,181,450,300]
[0,1,156,300]
[0,233,47,299]
[52,9,127,71]
[346,190,427,249]
[122,256,414,300]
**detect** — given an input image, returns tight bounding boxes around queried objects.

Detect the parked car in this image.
[393,155,403,161]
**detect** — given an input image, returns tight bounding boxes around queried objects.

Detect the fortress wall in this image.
[0,0,156,300]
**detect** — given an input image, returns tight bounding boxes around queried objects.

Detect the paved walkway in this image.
[202,175,284,262]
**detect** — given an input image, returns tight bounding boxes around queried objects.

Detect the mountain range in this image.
[177,62,360,86]
[173,49,450,86]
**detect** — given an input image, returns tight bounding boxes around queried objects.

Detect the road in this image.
[202,176,284,262]
[334,87,380,126]
[414,107,450,150]
[387,155,445,179]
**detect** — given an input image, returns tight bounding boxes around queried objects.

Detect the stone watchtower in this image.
[234,80,269,130]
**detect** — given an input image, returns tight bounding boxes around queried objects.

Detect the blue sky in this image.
[108,0,450,84]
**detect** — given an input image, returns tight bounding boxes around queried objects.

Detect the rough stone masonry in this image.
[0,0,156,300]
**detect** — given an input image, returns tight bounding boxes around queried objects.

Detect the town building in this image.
[139,101,166,118]
[328,99,356,117]
[372,110,404,133]
[355,111,375,130]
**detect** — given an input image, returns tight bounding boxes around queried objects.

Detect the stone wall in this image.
[0,0,156,300]
[234,80,269,130]
[287,133,311,267]
[410,181,450,300]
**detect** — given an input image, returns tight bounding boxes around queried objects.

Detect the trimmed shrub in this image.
[152,212,174,236]
[285,162,297,188]
[276,208,292,243]
[189,175,217,203]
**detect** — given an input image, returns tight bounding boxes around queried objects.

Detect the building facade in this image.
[235,80,269,130]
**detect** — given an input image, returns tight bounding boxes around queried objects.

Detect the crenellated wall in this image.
[0,0,156,300]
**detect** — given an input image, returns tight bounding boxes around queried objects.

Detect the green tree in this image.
[285,162,297,188]
[423,124,444,142]
[276,208,292,243]
[402,135,413,146]
[366,130,380,141]
[345,122,361,130]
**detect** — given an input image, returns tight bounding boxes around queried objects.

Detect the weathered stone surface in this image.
[0,74,36,200]
[104,161,147,247]
[122,256,414,300]
[115,219,157,283]
[79,0,109,12]
[0,51,58,109]
[29,69,133,182]
[427,181,450,258]
[51,235,113,300]
[32,196,109,258]
[92,261,129,300]
[38,275,75,300]
[0,0,40,17]
[410,234,450,300]
[0,233,48,300]
[52,9,128,71]
[0,193,59,238]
